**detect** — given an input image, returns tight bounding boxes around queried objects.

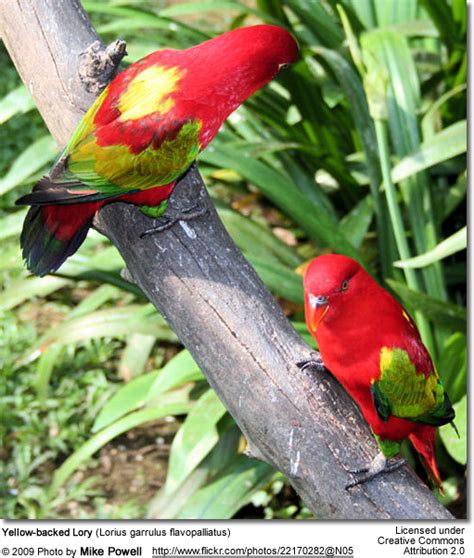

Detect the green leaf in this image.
[286,0,343,49]
[419,0,457,51]
[147,419,241,519]
[372,0,418,26]
[0,276,71,311]
[35,344,63,402]
[165,390,227,494]
[336,5,364,74]
[437,333,466,404]
[443,173,466,220]
[346,0,377,28]
[68,284,121,319]
[82,2,211,42]
[313,48,377,168]
[394,227,466,269]
[0,209,28,241]
[0,243,23,271]
[385,20,439,38]
[0,135,57,195]
[391,121,466,184]
[439,396,466,465]
[147,350,204,401]
[217,203,302,269]
[25,305,177,362]
[339,195,373,249]
[0,85,35,124]
[201,145,361,261]
[159,0,278,24]
[386,280,466,331]
[118,333,156,380]
[93,349,204,433]
[422,84,466,138]
[148,466,210,519]
[177,455,275,519]
[314,46,392,273]
[48,403,191,500]
[363,29,447,303]
[92,370,160,433]
[247,256,303,303]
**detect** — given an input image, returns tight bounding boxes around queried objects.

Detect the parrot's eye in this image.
[341,279,350,292]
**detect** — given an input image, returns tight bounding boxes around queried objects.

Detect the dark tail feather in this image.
[16,176,110,206]
[20,204,98,276]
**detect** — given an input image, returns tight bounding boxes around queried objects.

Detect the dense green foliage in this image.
[0,0,466,519]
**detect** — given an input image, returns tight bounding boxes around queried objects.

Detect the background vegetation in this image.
[0,0,466,519]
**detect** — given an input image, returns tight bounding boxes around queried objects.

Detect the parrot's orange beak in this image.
[307,294,329,332]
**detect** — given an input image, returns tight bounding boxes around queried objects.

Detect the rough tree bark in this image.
[0,0,454,519]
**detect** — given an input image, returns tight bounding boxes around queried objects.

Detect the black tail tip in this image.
[450,421,460,439]
[20,205,90,277]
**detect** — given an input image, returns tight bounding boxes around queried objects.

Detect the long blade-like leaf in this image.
[48,403,191,500]
[165,390,227,494]
[0,135,56,195]
[392,121,466,184]
[386,279,466,331]
[395,227,466,269]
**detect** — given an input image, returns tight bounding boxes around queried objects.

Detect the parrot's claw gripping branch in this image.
[345,453,407,490]
[140,173,210,238]
[296,354,326,376]
[140,198,209,237]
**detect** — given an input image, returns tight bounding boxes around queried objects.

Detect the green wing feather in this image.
[65,119,201,196]
[26,80,202,205]
[371,347,454,426]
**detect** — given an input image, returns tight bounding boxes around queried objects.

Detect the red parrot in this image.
[300,254,455,489]
[16,25,298,276]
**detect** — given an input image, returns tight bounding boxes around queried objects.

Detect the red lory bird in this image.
[300,254,455,489]
[16,25,298,276]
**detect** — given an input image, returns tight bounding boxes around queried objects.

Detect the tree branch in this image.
[0,0,453,519]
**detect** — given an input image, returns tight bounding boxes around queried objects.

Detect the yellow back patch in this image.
[118,65,185,121]
[380,346,393,372]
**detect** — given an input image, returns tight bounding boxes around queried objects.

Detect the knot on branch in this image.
[120,267,137,285]
[79,39,127,95]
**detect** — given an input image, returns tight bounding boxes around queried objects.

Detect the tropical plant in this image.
[0,0,466,518]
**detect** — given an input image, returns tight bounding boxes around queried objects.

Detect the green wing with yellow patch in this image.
[371,347,454,426]
[22,63,202,206]
[62,63,199,197]
[66,118,201,195]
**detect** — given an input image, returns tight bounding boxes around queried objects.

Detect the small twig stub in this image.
[79,39,127,95]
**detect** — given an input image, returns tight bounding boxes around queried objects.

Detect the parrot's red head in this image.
[194,24,298,65]
[185,24,299,145]
[303,254,363,333]
[187,24,299,83]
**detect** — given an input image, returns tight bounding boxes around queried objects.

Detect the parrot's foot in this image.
[345,452,406,490]
[296,353,325,374]
[140,198,208,238]
[140,200,169,219]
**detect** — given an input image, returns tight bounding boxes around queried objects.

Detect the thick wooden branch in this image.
[0,0,453,519]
